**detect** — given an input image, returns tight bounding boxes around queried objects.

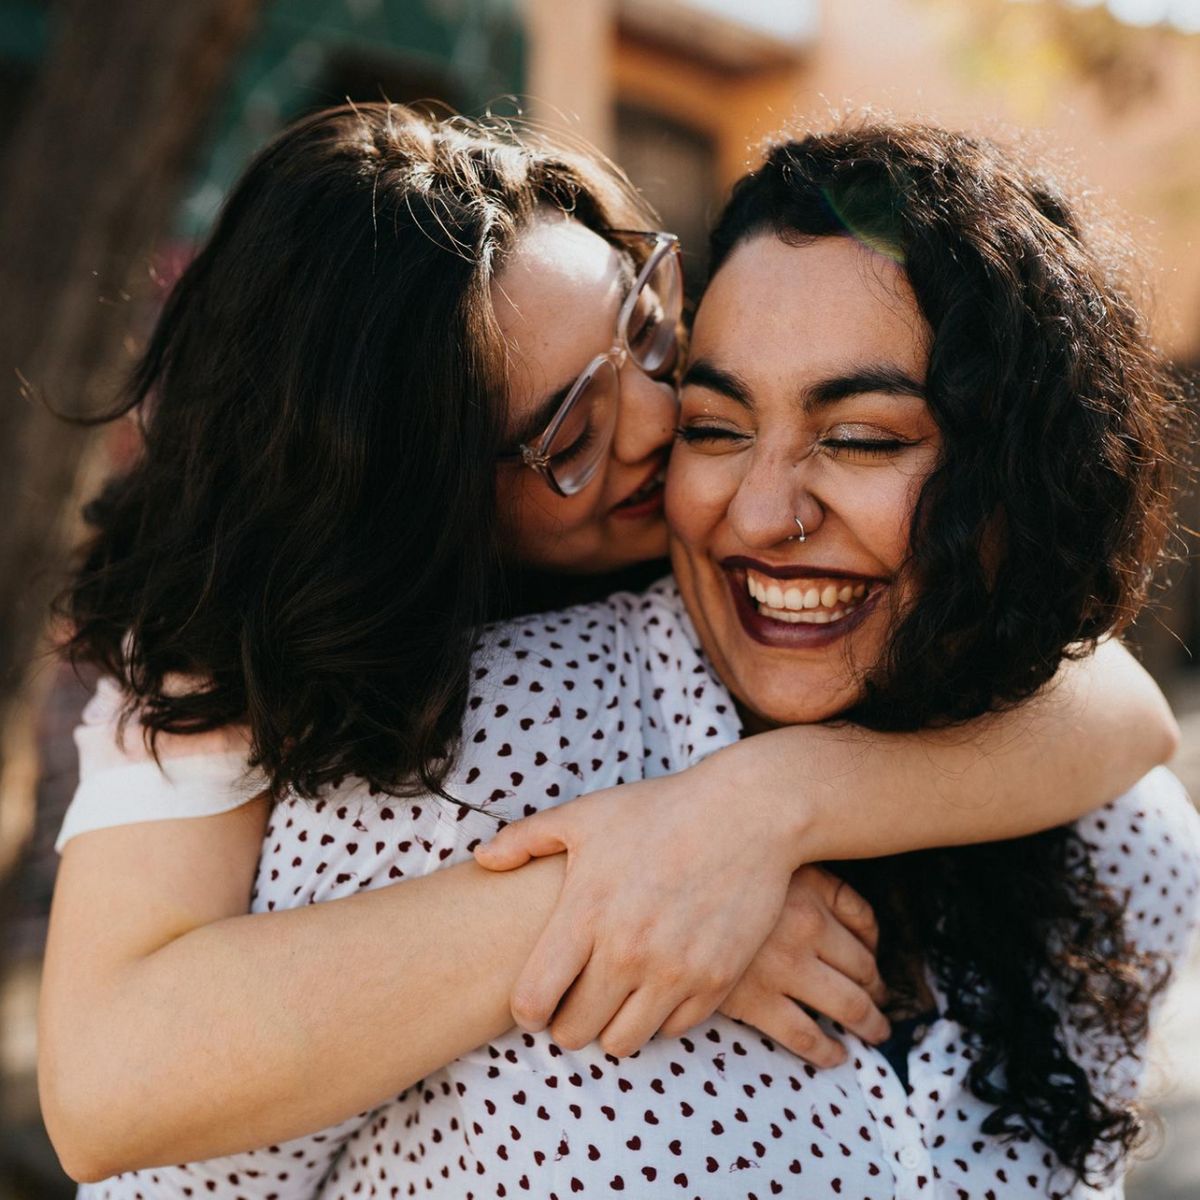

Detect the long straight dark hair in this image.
[60,103,656,800]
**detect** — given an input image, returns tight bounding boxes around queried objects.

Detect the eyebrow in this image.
[680,360,753,407]
[682,359,926,412]
[808,366,926,408]
[507,252,639,448]
[509,379,576,449]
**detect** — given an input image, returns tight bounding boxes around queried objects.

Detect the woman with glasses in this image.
[39,104,1180,1192]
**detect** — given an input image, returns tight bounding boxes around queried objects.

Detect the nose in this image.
[610,361,677,466]
[726,449,825,550]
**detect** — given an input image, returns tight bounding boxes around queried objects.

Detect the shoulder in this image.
[625,578,739,772]
[446,589,662,815]
[1074,767,1200,965]
[445,578,733,811]
[58,676,265,852]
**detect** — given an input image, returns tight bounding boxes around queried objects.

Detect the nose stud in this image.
[788,517,807,543]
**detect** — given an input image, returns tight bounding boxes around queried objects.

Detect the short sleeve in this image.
[56,676,267,852]
[1065,767,1200,1105]
[1075,767,1200,972]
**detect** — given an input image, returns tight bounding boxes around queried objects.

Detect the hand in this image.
[473,769,799,1057]
[717,865,890,1067]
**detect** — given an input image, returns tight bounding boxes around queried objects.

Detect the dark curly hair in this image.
[708,122,1182,1183]
[59,102,657,801]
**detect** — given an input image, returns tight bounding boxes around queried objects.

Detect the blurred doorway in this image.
[615,102,718,298]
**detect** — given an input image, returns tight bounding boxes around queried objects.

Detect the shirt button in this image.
[898,1146,922,1171]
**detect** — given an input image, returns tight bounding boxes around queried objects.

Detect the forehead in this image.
[492,213,626,348]
[691,234,927,381]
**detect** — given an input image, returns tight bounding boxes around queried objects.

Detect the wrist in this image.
[692,740,826,870]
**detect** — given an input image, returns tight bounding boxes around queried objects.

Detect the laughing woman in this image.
[39,107,1187,1197]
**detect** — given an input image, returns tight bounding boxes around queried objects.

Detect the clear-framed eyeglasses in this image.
[496,230,684,497]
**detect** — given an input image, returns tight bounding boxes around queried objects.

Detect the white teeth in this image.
[760,606,850,625]
[624,467,666,505]
[744,570,877,627]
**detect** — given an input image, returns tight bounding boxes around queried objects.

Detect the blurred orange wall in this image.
[526,0,1200,359]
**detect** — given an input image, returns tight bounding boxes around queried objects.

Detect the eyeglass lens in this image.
[626,248,683,377]
[543,245,682,495]
[541,357,621,495]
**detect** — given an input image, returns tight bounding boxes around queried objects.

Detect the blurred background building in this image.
[0,0,1197,1196]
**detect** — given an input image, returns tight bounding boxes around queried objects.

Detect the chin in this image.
[739,685,859,729]
[608,521,670,570]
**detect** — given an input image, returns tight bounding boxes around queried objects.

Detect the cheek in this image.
[495,469,605,568]
[664,453,735,552]
[831,467,928,570]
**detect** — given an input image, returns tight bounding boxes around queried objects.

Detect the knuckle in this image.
[814,1044,846,1069]
[658,1012,689,1039]
[599,1032,636,1058]
[548,1020,589,1052]
[610,931,654,977]
[656,958,689,991]
[833,881,871,920]
[840,993,873,1027]
[859,966,884,992]
[789,905,824,941]
[680,958,729,997]
[787,1025,818,1056]
[613,948,650,980]
[857,911,880,940]
[510,989,549,1029]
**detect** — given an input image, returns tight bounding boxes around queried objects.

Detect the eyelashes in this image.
[673,425,743,444]
[674,425,913,458]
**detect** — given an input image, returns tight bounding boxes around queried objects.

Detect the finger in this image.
[510,913,593,1033]
[596,987,683,1058]
[659,991,725,1040]
[754,995,847,1067]
[796,960,891,1045]
[828,877,879,953]
[547,957,637,1052]
[812,917,888,1007]
[475,810,567,871]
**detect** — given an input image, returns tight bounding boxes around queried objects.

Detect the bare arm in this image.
[476,640,1177,1044]
[701,638,1180,863]
[40,641,1172,1177]
[39,804,567,1179]
[40,803,885,1181]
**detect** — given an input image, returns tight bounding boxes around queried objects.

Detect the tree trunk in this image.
[0,0,263,1138]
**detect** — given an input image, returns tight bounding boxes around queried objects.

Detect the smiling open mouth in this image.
[617,465,665,506]
[745,570,871,625]
[721,558,888,648]
[611,461,667,516]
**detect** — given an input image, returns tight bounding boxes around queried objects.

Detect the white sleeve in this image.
[1067,766,1200,1104]
[56,676,267,852]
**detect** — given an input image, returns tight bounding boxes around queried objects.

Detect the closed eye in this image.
[674,424,747,445]
[822,437,912,459]
[551,421,599,465]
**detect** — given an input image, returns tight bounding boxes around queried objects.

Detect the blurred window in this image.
[0,0,47,154]
[299,47,465,118]
[615,103,717,298]
[667,0,817,44]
